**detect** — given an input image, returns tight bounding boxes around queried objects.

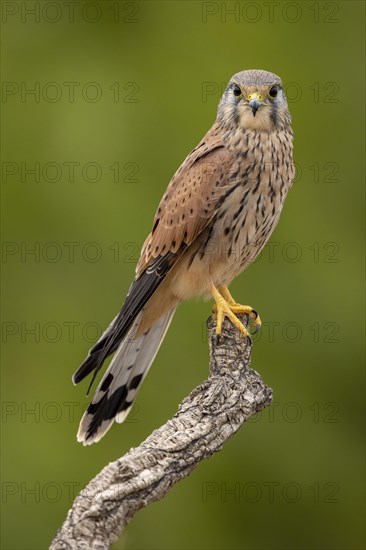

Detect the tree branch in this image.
[51,315,273,549]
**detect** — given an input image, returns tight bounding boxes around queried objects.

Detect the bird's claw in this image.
[249,309,262,335]
[211,285,261,339]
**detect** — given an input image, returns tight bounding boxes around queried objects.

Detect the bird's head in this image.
[217,69,291,132]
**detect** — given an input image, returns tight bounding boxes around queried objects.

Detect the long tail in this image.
[72,256,174,388]
[76,308,176,445]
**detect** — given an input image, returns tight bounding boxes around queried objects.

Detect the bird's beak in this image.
[247,93,263,117]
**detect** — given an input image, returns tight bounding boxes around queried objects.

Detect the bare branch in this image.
[51,315,273,549]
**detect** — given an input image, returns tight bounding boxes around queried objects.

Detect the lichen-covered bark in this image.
[51,316,272,549]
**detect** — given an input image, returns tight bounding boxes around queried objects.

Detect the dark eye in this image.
[269,86,278,98]
[233,85,242,97]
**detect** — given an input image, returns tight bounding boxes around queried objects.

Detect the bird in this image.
[73,69,295,445]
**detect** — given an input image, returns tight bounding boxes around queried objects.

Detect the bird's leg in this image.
[211,284,261,336]
[217,285,239,305]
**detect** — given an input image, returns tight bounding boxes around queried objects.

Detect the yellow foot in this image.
[211,284,262,337]
[219,285,262,334]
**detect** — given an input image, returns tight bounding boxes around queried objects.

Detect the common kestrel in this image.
[73,69,295,445]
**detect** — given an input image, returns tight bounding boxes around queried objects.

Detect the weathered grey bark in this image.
[51,315,273,550]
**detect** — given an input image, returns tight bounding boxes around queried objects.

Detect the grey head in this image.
[217,69,291,132]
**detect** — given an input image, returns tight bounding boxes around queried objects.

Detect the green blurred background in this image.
[1,1,365,549]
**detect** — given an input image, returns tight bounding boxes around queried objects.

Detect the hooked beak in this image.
[247,93,263,117]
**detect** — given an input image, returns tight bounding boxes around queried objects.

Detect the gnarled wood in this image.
[51,316,272,549]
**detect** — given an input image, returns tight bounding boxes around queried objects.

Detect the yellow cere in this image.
[247,93,263,102]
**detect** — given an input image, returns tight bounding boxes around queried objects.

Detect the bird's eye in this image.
[269,86,278,99]
[233,85,242,97]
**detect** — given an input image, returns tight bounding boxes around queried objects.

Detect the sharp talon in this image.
[250,315,261,335]
[250,323,260,336]
[250,309,258,320]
